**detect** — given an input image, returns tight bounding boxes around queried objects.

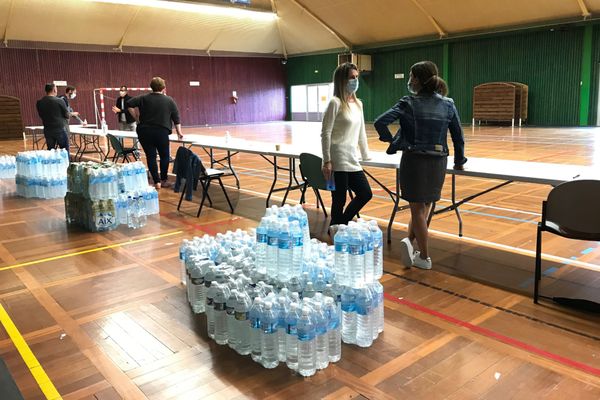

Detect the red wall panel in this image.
[0,48,286,129]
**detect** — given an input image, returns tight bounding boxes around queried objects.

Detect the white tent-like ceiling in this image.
[0,0,599,56]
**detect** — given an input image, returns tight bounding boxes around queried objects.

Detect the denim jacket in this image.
[374,93,467,166]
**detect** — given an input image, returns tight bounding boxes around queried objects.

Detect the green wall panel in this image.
[360,45,443,121]
[286,53,338,86]
[590,25,600,126]
[450,29,583,126]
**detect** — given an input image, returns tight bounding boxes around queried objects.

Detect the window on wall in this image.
[291,83,333,121]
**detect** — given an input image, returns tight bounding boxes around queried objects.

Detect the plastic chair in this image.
[106,133,139,163]
[534,179,600,304]
[298,153,358,219]
[175,150,234,217]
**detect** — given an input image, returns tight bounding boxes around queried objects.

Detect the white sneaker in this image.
[399,238,415,268]
[412,251,432,270]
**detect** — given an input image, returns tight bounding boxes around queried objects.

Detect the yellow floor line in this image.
[0,303,62,400]
[0,230,183,272]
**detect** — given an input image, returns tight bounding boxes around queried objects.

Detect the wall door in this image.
[291,83,333,121]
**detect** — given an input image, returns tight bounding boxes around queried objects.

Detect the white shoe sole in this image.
[399,239,414,268]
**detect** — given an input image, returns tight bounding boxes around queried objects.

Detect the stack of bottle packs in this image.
[179,205,385,377]
[15,150,68,198]
[65,161,159,232]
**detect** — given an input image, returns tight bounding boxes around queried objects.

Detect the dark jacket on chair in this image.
[173,146,205,201]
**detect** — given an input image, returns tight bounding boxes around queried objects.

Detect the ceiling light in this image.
[88,0,277,21]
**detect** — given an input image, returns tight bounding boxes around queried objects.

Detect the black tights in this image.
[330,170,372,226]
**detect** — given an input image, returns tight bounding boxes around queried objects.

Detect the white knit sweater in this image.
[320,97,370,172]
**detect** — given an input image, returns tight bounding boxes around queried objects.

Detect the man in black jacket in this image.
[112,85,136,131]
[36,83,70,152]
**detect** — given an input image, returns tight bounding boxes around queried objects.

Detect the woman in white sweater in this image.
[321,62,372,229]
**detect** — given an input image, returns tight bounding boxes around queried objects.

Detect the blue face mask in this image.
[347,78,359,93]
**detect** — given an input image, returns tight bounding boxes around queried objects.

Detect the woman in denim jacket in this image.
[374,61,467,270]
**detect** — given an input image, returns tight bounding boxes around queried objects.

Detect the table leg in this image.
[266,155,278,207]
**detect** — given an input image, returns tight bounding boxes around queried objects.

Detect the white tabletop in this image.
[30,125,598,185]
[450,157,596,186]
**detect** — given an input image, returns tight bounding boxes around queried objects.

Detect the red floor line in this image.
[383,292,600,377]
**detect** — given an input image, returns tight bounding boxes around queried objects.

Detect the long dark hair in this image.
[410,61,448,96]
[333,62,358,110]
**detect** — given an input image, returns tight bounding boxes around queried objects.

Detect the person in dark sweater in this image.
[36,83,70,152]
[112,85,136,131]
[127,77,183,189]
[58,85,83,124]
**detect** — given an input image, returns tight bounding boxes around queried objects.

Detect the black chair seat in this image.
[534,179,600,304]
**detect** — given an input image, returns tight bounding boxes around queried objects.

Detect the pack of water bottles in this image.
[14,150,68,198]
[65,161,158,231]
[64,193,118,232]
[117,162,148,193]
[0,155,16,179]
[255,204,312,282]
[333,219,383,287]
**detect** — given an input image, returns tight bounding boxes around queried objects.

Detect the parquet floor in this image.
[0,122,599,399]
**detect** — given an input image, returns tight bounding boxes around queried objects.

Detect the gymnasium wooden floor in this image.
[0,122,599,399]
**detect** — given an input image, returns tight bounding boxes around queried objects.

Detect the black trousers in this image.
[330,170,373,226]
[137,125,171,183]
[44,127,69,152]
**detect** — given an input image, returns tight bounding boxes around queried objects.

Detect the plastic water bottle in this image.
[136,195,147,227]
[303,282,316,299]
[235,292,252,356]
[260,301,279,369]
[179,239,190,286]
[213,284,230,345]
[373,281,384,335]
[285,302,300,370]
[126,196,138,229]
[341,287,357,344]
[324,297,341,362]
[355,287,373,348]
[347,226,365,288]
[249,298,264,362]
[314,273,326,293]
[313,302,329,370]
[189,263,205,313]
[276,296,289,362]
[255,217,268,274]
[370,221,383,279]
[362,225,374,284]
[278,222,292,282]
[206,281,218,339]
[334,226,349,287]
[294,205,311,256]
[266,219,279,279]
[290,221,303,278]
[297,306,316,377]
[226,289,239,350]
